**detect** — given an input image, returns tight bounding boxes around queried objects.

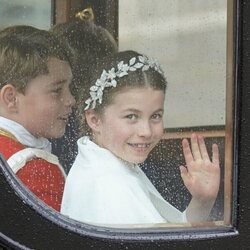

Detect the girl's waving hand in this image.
[180,133,220,222]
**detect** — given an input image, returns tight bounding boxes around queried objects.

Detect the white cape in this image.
[61,137,186,226]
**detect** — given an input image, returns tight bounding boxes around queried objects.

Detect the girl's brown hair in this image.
[78,50,167,134]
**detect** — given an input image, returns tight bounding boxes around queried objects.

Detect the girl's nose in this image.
[138,121,152,138]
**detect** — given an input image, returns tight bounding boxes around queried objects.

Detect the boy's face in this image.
[16,57,75,139]
[93,87,165,164]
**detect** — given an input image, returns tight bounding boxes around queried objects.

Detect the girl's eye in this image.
[151,113,163,120]
[125,114,138,120]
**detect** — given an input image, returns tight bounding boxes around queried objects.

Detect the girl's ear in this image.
[84,109,102,133]
[0,84,18,113]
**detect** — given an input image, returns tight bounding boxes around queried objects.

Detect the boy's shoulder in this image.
[0,134,25,159]
[0,133,66,179]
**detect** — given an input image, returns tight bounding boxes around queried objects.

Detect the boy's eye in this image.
[51,88,63,94]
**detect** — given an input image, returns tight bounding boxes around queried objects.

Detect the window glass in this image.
[0,0,234,232]
[0,0,51,30]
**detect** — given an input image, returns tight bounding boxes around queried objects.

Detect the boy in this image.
[0,25,75,211]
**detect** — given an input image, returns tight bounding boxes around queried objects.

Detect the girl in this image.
[61,50,220,226]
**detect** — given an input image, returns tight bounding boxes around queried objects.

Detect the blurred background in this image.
[0,0,227,129]
[119,0,227,129]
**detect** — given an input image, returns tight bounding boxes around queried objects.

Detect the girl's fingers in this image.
[198,134,210,162]
[179,165,189,182]
[182,138,193,165]
[191,133,202,160]
[212,144,220,166]
[182,134,220,169]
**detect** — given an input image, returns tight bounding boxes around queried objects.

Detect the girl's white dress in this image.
[61,136,187,226]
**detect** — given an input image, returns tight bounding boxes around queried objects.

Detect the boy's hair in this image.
[50,20,118,98]
[79,50,167,133]
[0,25,71,93]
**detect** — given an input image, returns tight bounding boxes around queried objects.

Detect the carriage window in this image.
[0,0,235,233]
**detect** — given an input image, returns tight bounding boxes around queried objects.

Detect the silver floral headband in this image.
[84,54,165,110]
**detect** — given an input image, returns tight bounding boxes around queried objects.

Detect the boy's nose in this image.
[138,122,152,138]
[66,91,76,107]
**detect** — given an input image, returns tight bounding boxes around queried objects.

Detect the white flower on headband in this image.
[84,55,165,110]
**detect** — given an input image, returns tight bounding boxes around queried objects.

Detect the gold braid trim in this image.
[75,7,94,21]
[0,128,18,141]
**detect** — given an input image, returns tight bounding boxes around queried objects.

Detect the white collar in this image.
[0,116,51,152]
[77,136,139,173]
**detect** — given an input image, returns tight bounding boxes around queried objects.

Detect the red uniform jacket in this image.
[0,134,65,211]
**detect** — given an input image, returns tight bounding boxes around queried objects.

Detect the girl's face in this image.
[16,57,76,138]
[92,87,165,164]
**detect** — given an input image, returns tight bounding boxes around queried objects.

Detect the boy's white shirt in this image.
[61,136,187,226]
[0,116,66,177]
[0,116,51,152]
